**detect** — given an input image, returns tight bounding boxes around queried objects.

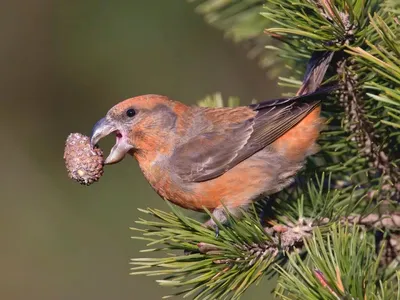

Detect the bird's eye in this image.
[126,108,136,118]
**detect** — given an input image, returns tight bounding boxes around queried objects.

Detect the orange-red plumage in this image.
[88,50,336,229]
[90,89,328,227]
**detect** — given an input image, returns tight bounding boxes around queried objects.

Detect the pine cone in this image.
[64,133,104,185]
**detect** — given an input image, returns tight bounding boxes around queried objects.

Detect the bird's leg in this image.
[203,208,228,237]
[258,196,273,227]
[185,208,228,254]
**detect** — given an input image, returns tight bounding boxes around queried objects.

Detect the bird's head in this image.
[90,95,183,164]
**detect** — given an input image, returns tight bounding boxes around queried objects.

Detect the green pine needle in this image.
[275,224,399,300]
[130,1,400,298]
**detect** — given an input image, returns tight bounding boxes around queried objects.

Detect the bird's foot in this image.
[203,218,220,238]
[202,207,235,237]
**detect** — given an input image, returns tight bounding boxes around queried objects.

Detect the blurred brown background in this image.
[0,1,278,299]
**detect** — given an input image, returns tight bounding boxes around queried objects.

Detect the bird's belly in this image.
[151,149,299,211]
[190,150,292,210]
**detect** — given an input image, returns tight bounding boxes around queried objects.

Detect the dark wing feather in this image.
[171,115,254,181]
[172,90,328,182]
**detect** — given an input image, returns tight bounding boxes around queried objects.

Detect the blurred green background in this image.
[1,1,278,299]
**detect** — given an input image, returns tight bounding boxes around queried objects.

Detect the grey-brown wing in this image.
[172,96,321,182]
[171,115,255,181]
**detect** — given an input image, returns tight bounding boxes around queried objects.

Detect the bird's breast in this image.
[134,151,203,210]
[134,149,276,212]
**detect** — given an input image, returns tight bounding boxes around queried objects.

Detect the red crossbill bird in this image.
[90,51,334,230]
[90,88,333,229]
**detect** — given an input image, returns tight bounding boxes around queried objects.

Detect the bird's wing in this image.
[172,91,325,182]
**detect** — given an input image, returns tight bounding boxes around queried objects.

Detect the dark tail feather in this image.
[249,85,336,110]
[250,50,336,111]
[297,51,335,95]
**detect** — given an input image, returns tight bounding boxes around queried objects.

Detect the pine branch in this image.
[275,224,400,300]
[128,1,400,298]
[259,0,399,201]
[130,173,399,299]
[336,57,395,194]
[130,206,400,299]
[346,13,400,200]
[130,203,276,300]
[345,213,400,229]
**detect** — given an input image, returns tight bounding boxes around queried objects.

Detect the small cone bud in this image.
[64,133,104,185]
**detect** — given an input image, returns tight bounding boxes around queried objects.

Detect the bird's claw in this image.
[214,225,220,238]
[203,218,220,238]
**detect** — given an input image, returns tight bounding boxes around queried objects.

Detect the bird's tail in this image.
[297,50,335,96]
[249,84,336,110]
[250,50,337,110]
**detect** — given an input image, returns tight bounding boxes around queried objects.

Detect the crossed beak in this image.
[90,117,133,165]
